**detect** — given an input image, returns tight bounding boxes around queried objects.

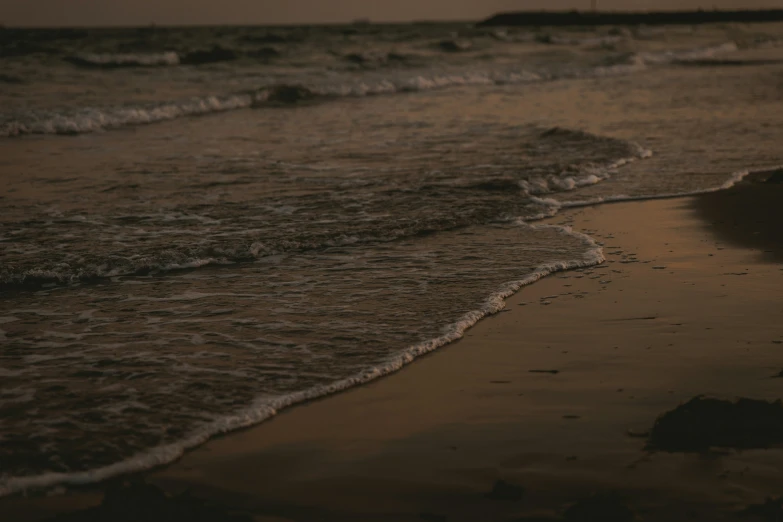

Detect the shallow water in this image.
[1,21,783,495]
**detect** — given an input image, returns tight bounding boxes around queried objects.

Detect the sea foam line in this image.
[0,163,770,498]
[531,165,781,211]
[0,221,604,498]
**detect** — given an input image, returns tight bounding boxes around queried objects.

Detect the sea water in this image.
[1,21,783,495]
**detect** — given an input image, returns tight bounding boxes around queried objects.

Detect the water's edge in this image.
[2,164,773,499]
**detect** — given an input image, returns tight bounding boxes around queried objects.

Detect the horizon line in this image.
[3,6,782,29]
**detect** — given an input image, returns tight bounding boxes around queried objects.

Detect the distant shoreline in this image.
[478,9,783,27]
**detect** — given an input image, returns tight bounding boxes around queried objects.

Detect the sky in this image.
[2,0,782,27]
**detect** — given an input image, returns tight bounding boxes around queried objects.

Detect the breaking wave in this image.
[64,52,181,68]
[0,41,740,138]
[634,41,739,65]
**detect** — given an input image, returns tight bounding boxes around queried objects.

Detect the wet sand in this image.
[4,176,783,521]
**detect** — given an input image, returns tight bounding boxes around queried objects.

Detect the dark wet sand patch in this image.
[692,170,783,263]
[647,396,783,453]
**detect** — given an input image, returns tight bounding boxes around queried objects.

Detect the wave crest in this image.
[65,52,180,68]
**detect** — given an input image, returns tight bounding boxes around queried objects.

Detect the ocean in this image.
[1,20,782,496]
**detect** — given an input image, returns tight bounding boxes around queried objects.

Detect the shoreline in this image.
[0,163,768,499]
[4,171,782,521]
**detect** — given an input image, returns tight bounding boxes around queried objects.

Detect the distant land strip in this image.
[477,9,783,27]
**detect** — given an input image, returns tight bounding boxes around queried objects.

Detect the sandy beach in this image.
[5,171,781,522]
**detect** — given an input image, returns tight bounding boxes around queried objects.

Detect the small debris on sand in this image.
[438,39,472,52]
[263,84,316,105]
[648,396,783,452]
[529,369,560,374]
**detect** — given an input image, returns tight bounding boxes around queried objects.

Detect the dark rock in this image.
[386,52,409,62]
[467,179,521,192]
[420,513,448,522]
[249,47,280,60]
[535,33,554,44]
[344,52,368,64]
[181,46,237,65]
[486,479,525,501]
[343,52,411,66]
[648,396,783,452]
[438,40,472,53]
[262,84,317,105]
[563,494,635,522]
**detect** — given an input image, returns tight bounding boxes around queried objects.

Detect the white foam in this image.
[533,165,778,211]
[1,95,254,137]
[635,42,739,66]
[0,220,604,498]
[0,39,746,138]
[6,40,728,138]
[518,144,653,197]
[69,52,181,67]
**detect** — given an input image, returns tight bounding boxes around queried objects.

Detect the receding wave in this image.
[0,222,605,498]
